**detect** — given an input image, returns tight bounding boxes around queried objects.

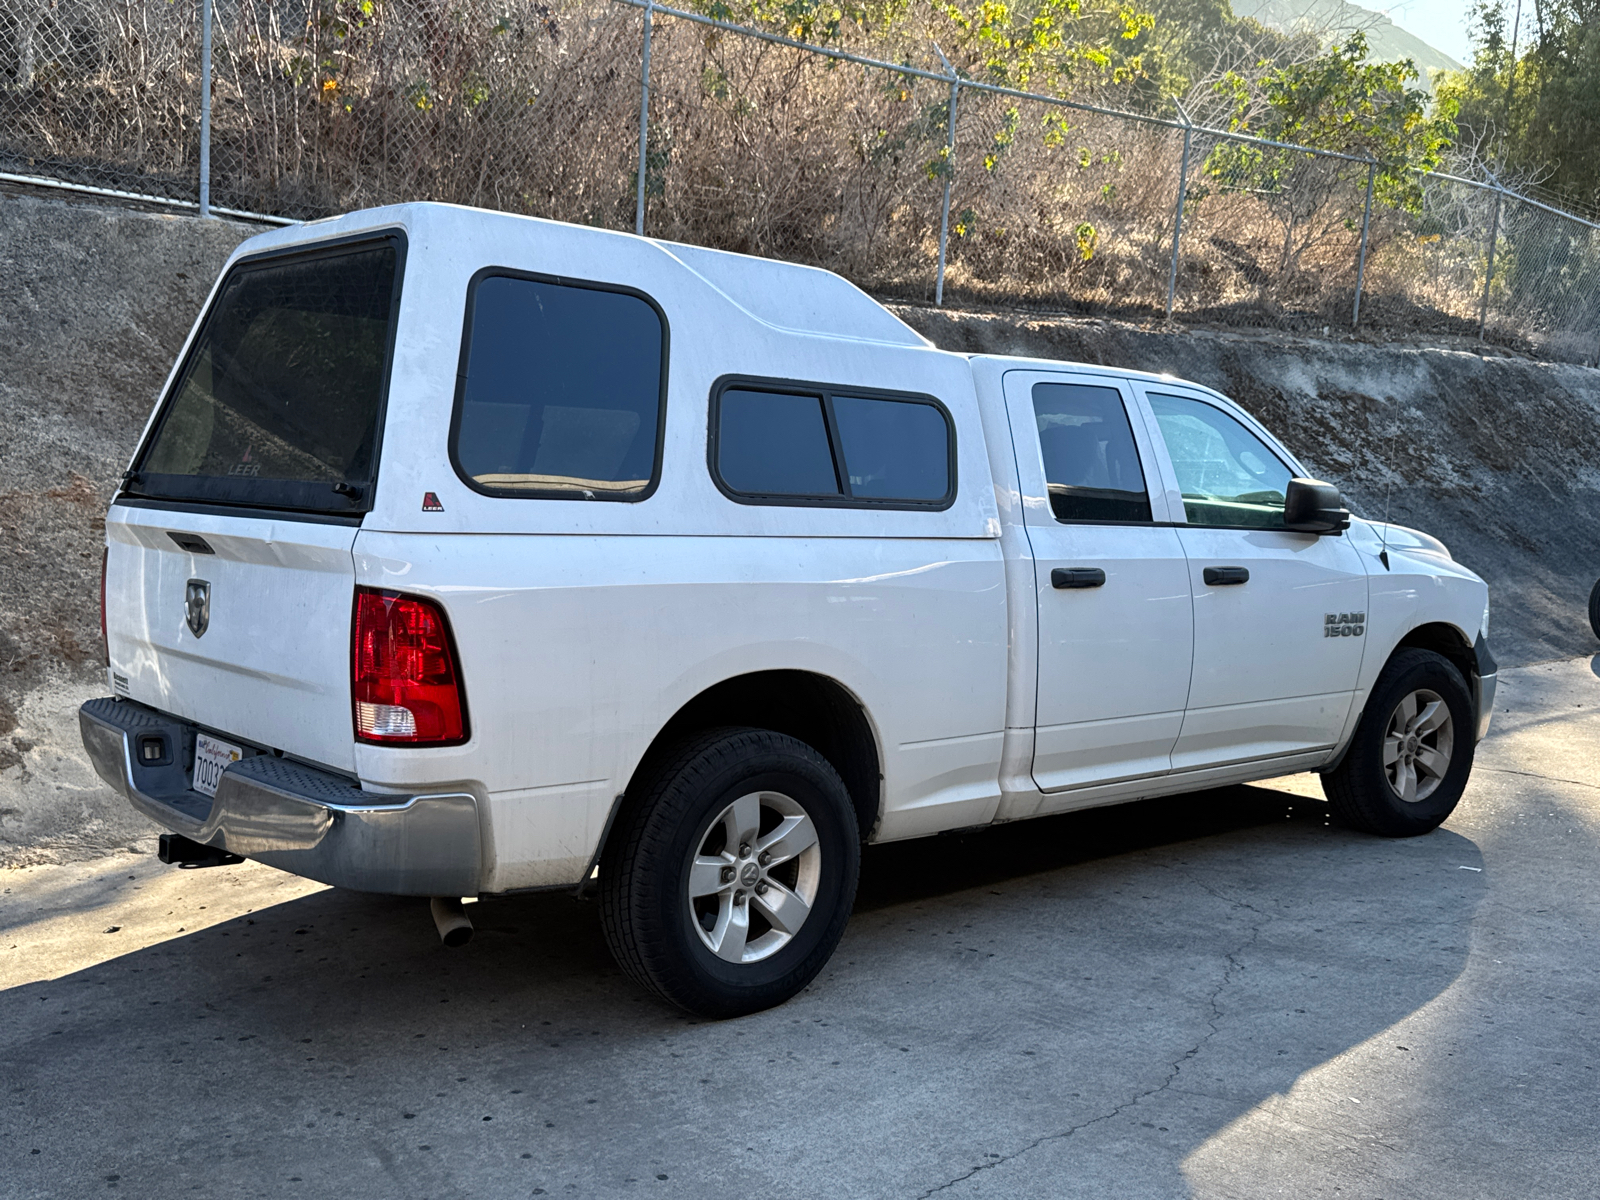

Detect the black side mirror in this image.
[1283,478,1350,534]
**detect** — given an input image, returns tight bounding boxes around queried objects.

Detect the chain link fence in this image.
[1,0,202,204]
[5,0,1600,363]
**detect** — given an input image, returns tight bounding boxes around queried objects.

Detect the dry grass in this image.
[3,0,1598,355]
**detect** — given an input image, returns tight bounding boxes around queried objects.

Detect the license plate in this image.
[193,733,243,798]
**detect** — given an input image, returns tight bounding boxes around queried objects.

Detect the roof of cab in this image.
[969,352,1217,391]
[228,202,932,350]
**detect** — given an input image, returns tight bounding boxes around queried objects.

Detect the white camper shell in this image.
[82,204,1496,1016]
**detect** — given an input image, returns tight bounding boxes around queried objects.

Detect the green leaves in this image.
[1437,0,1600,214]
[936,0,1154,93]
[1207,32,1454,214]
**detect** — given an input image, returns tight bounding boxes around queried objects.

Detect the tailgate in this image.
[107,508,359,772]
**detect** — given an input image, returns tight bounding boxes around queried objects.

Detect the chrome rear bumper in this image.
[79,697,481,896]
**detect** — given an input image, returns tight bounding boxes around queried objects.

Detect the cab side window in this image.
[1148,393,1292,529]
[1031,382,1152,523]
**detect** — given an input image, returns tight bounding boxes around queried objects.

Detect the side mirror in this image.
[1283,478,1350,534]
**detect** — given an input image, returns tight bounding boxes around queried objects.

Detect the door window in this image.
[1031,382,1151,523]
[1148,394,1293,529]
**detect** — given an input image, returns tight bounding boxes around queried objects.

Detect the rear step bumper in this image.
[79,698,481,896]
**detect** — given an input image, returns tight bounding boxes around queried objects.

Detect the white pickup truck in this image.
[81,204,1495,1017]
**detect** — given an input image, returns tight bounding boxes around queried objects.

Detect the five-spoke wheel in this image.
[688,790,822,964]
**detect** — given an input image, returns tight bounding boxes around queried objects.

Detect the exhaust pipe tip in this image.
[430,896,474,948]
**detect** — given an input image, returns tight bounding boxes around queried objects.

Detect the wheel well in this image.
[1394,622,1477,685]
[623,671,882,844]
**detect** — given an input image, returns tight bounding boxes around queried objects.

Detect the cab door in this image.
[1131,384,1370,771]
[1004,371,1194,792]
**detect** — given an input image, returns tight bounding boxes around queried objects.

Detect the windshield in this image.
[128,236,401,515]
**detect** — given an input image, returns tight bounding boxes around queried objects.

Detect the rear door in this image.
[1132,384,1369,770]
[105,233,405,773]
[1004,370,1194,792]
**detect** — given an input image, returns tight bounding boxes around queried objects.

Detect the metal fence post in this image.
[634,0,654,237]
[199,0,212,218]
[1478,183,1504,340]
[1165,103,1193,319]
[1350,158,1376,330]
[933,46,958,307]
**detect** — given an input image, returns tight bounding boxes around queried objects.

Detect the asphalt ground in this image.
[3,655,1598,1199]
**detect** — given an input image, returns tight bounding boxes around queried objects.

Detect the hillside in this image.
[1233,0,1464,88]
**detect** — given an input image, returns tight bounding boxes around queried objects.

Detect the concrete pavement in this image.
[3,655,1597,1199]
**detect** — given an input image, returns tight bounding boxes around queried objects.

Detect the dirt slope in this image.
[0,192,253,863]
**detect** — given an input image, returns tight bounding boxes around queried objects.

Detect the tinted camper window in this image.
[711,379,954,510]
[453,273,667,501]
[132,237,401,514]
[716,389,841,497]
[832,394,950,502]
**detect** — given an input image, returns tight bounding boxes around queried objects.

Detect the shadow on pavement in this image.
[1,783,1491,1199]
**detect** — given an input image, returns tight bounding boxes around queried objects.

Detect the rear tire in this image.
[1323,648,1474,837]
[1588,578,1600,641]
[599,727,860,1018]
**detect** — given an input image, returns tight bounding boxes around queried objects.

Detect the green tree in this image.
[1197,32,1455,279]
[1436,0,1600,211]
[1122,0,1318,116]
[1209,31,1455,210]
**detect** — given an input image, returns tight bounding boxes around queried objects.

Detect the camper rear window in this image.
[451,272,668,501]
[129,236,402,515]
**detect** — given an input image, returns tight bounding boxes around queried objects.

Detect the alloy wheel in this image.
[1383,688,1454,803]
[686,791,821,964]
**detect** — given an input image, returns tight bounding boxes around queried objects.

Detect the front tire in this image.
[1322,648,1475,837]
[599,727,860,1018]
[1588,578,1600,641]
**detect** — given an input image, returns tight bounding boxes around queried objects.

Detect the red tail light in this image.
[99,547,109,667]
[352,589,468,745]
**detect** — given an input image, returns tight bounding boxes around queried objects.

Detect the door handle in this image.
[1051,567,1106,589]
[1203,566,1250,586]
